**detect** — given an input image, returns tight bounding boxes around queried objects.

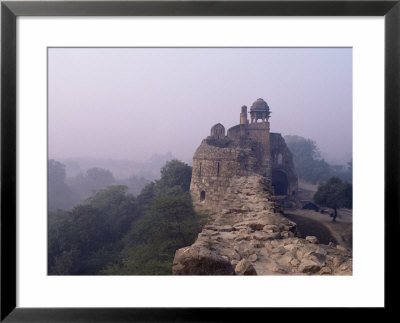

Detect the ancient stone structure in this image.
[173,98,352,275]
[270,133,298,197]
[173,175,352,275]
[190,98,298,214]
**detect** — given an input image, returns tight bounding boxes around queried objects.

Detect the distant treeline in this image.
[48,159,206,275]
[60,152,178,179]
[48,160,150,211]
[284,135,352,184]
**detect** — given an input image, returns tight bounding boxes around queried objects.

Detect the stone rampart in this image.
[173,175,352,275]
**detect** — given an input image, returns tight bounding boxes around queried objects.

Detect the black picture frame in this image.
[1,0,398,321]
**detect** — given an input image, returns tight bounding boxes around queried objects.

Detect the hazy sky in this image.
[48,47,352,164]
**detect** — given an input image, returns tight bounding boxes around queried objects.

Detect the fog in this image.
[48,47,352,166]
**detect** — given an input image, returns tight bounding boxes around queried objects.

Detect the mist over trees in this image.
[48,137,352,274]
[48,159,80,211]
[284,135,352,184]
[67,167,116,201]
[48,159,205,275]
[47,152,178,211]
[48,161,139,211]
[60,152,177,179]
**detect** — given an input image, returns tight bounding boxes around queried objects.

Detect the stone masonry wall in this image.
[190,137,263,214]
[173,175,352,275]
[190,139,242,214]
[246,122,271,178]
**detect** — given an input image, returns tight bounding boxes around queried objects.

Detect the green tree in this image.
[99,160,205,275]
[157,159,192,193]
[101,192,205,275]
[137,182,155,205]
[48,158,204,276]
[314,177,352,222]
[48,186,138,275]
[86,185,138,236]
[48,204,113,274]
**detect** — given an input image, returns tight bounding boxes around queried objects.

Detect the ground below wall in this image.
[172,175,352,275]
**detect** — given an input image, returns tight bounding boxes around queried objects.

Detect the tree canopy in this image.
[48,159,205,275]
[313,177,352,221]
[48,185,138,275]
[101,159,204,275]
[157,159,192,193]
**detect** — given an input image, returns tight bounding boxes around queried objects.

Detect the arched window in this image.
[200,191,206,202]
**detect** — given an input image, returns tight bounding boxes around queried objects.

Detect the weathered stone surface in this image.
[235,259,257,275]
[173,175,352,276]
[290,258,300,267]
[306,236,319,244]
[298,260,322,274]
[265,260,286,274]
[219,225,235,232]
[280,231,294,238]
[319,267,333,275]
[175,102,352,276]
[248,254,258,262]
[172,246,235,275]
[263,224,279,232]
[252,231,280,241]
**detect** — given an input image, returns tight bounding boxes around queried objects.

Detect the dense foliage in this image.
[48,185,138,274]
[284,135,352,184]
[48,159,205,275]
[314,177,352,221]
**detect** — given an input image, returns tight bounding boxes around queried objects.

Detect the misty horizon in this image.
[49,47,352,165]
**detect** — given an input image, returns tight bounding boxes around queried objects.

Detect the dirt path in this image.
[284,209,352,249]
[292,180,352,249]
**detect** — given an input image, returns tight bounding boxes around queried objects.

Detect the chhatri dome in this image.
[250,98,270,112]
[249,98,270,123]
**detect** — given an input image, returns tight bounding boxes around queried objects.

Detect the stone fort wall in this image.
[174,175,352,276]
[190,138,251,214]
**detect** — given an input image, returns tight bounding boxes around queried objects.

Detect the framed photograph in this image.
[1,0,398,320]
